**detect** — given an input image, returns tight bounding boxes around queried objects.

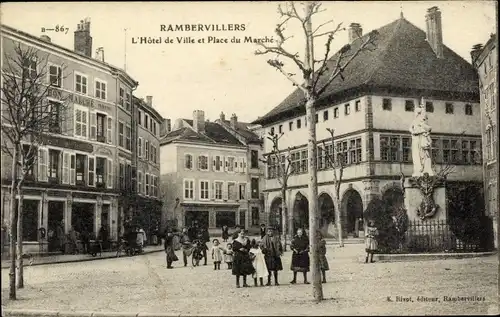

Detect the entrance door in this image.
[47,201,64,252]
[72,202,95,236]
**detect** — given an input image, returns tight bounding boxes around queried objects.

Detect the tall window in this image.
[49,65,62,87]
[215,181,223,200]
[289,121,293,131]
[315,114,319,123]
[278,125,283,133]
[239,183,246,200]
[145,174,150,196]
[251,150,258,168]
[96,157,106,188]
[48,101,61,133]
[185,154,193,169]
[198,155,209,170]
[296,119,301,129]
[118,122,124,147]
[95,80,106,100]
[138,138,143,158]
[382,98,392,111]
[48,149,60,180]
[137,171,143,194]
[227,157,235,172]
[442,139,451,163]
[405,100,415,112]
[323,110,329,121]
[344,103,350,115]
[23,58,37,78]
[445,103,454,114]
[431,138,440,163]
[450,139,459,163]
[355,100,361,112]
[267,156,278,179]
[290,152,300,174]
[426,101,434,113]
[75,108,88,138]
[119,87,125,107]
[461,140,470,164]
[184,179,194,199]
[213,155,222,171]
[125,92,131,112]
[300,150,308,173]
[251,178,259,199]
[138,110,142,126]
[96,113,106,142]
[251,207,260,226]
[200,181,209,200]
[402,137,411,162]
[334,107,339,118]
[145,114,149,129]
[228,182,236,200]
[119,163,125,190]
[88,157,95,186]
[145,140,149,160]
[465,104,473,116]
[75,154,86,184]
[348,138,362,163]
[125,125,131,150]
[75,74,88,95]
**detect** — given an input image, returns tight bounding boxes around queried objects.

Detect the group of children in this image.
[210,237,274,287]
[210,239,234,270]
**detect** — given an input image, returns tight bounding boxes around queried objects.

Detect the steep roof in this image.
[252,17,479,125]
[220,120,262,144]
[161,119,245,147]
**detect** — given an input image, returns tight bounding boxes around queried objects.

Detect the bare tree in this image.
[1,43,68,297]
[261,132,293,250]
[318,128,345,247]
[256,1,378,301]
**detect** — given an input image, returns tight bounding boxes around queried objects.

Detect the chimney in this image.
[74,18,92,57]
[146,96,153,107]
[230,113,237,129]
[193,110,205,133]
[95,47,105,62]
[40,35,51,43]
[348,23,363,43]
[160,118,171,137]
[425,6,444,59]
[470,44,484,66]
[219,112,226,121]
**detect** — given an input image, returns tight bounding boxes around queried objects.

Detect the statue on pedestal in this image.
[409,98,435,177]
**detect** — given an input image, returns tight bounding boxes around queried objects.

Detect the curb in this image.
[1,249,164,269]
[374,251,497,262]
[2,310,183,317]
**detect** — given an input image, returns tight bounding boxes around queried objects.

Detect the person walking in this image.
[221,225,229,242]
[365,220,379,264]
[164,232,178,269]
[211,239,224,270]
[261,226,283,286]
[290,228,310,284]
[180,227,192,267]
[317,230,329,284]
[232,230,254,288]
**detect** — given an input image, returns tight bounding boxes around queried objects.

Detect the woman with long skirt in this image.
[290,228,310,284]
[232,230,255,288]
[261,226,283,286]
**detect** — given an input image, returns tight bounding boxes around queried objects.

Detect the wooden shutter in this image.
[107,117,113,144]
[222,182,228,200]
[211,181,215,200]
[107,159,113,189]
[62,152,69,184]
[242,158,247,173]
[70,153,76,185]
[37,148,48,182]
[224,156,228,172]
[88,156,95,186]
[90,111,97,140]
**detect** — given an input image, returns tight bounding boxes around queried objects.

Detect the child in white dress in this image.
[249,239,268,287]
[211,239,224,270]
[224,243,234,269]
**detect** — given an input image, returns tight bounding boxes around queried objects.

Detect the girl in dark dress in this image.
[261,226,283,286]
[232,230,255,288]
[290,228,310,284]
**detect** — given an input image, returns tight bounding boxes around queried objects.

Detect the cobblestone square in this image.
[1,244,498,315]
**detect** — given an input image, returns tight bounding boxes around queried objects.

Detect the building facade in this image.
[215,112,266,231]
[471,33,498,249]
[133,95,163,239]
[252,7,483,238]
[160,110,261,234]
[0,19,138,253]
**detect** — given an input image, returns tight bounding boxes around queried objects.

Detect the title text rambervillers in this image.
[160,24,246,32]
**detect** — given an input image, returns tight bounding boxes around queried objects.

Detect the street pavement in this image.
[1,243,498,316]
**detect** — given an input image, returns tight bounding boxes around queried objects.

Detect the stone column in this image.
[362,179,380,229]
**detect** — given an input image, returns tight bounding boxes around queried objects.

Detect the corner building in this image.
[252,8,483,238]
[0,19,138,253]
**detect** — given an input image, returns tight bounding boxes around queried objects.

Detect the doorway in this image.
[47,201,64,252]
[72,202,95,236]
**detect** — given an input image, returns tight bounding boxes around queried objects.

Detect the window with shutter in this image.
[222,181,228,200]
[107,117,112,144]
[107,159,113,189]
[70,154,76,185]
[90,112,97,140]
[138,138,142,158]
[211,181,215,199]
[62,152,70,184]
[37,148,48,182]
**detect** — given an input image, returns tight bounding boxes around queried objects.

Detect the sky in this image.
[1,1,497,124]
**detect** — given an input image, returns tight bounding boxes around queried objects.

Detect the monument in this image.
[403,98,448,250]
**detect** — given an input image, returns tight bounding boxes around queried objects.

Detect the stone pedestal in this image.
[403,176,449,252]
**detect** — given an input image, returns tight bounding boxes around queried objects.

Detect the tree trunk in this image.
[16,184,24,289]
[334,194,344,247]
[306,97,323,302]
[8,147,18,300]
[281,187,287,251]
